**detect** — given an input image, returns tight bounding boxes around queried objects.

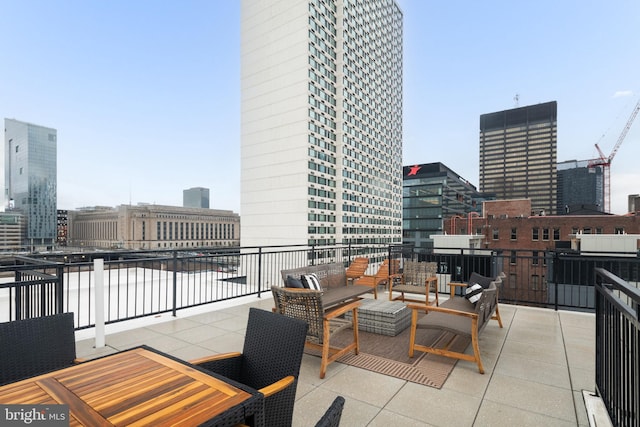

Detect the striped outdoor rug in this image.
[305,321,470,389]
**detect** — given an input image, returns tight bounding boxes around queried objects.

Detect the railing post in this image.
[257,247,262,297]
[15,271,22,320]
[172,251,178,317]
[56,264,64,314]
[553,251,559,311]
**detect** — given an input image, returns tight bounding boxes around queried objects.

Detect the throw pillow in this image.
[286,275,304,288]
[465,283,483,304]
[301,273,322,291]
[299,275,310,289]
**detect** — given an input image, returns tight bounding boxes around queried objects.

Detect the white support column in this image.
[94,258,105,348]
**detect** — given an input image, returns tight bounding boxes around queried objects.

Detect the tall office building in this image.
[403,162,491,251]
[183,187,210,209]
[4,119,57,250]
[557,160,604,214]
[479,101,558,215]
[240,0,403,247]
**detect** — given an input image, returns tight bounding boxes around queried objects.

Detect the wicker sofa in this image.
[280,262,373,308]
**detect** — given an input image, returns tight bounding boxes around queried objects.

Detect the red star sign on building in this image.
[407,165,422,176]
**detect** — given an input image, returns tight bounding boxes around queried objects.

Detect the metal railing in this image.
[2,243,639,425]
[0,256,64,320]
[594,267,640,427]
[0,243,395,327]
[2,244,640,326]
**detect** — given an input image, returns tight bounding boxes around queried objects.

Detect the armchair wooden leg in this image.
[408,309,418,358]
[493,303,504,328]
[352,308,359,355]
[320,320,331,379]
[471,319,484,374]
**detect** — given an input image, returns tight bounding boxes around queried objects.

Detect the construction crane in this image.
[587,99,640,213]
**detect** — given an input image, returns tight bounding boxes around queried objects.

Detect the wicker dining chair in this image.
[190,307,308,427]
[0,312,78,386]
[389,260,439,305]
[271,286,360,379]
[315,396,346,427]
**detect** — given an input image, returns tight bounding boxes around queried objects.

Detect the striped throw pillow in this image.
[465,283,483,304]
[301,274,322,291]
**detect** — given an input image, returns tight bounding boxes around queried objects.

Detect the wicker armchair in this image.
[271,286,360,379]
[315,396,346,427]
[389,260,439,306]
[0,312,78,386]
[190,307,308,427]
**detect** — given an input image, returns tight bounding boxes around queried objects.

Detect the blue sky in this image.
[1,0,638,214]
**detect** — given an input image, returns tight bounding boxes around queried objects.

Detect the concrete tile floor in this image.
[75,292,598,426]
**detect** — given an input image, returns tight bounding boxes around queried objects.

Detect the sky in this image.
[1,0,639,215]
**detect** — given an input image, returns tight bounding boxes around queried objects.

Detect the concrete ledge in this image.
[582,390,613,427]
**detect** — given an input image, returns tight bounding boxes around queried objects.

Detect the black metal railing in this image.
[2,244,639,327]
[0,243,395,327]
[0,256,64,320]
[594,268,640,427]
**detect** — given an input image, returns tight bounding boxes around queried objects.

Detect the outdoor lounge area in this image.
[3,245,630,426]
[69,291,598,426]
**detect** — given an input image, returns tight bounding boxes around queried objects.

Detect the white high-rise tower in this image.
[240,0,403,248]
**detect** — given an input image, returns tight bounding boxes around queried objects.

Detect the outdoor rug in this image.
[305,318,470,389]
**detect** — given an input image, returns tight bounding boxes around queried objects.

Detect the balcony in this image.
[71,292,597,426]
[3,245,634,425]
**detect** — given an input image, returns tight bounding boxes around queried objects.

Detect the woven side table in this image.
[344,298,410,336]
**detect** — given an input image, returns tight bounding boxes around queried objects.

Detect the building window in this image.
[511,228,517,240]
[553,228,560,240]
[596,227,603,234]
[492,229,499,240]
[572,227,579,234]
[542,228,549,240]
[532,251,539,265]
[532,227,539,241]
[583,227,591,234]
[531,275,539,290]
[510,251,517,264]
[615,227,624,234]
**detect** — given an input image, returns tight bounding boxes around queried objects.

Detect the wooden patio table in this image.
[0,345,264,427]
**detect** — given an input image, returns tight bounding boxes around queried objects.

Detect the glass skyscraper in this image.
[557,160,604,214]
[183,187,210,209]
[240,0,403,247]
[403,162,490,251]
[4,119,57,250]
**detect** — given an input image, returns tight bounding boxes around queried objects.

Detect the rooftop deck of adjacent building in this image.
[75,292,601,427]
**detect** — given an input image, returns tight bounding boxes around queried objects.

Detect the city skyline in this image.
[1,0,638,214]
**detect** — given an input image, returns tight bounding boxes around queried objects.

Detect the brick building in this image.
[443,199,640,304]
